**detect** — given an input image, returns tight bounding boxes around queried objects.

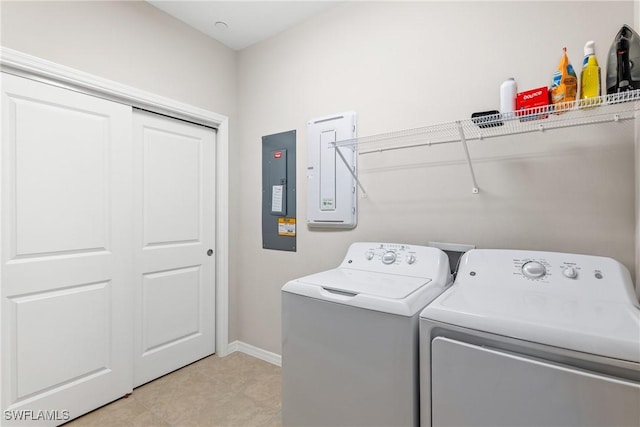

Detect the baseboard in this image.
[227,340,282,367]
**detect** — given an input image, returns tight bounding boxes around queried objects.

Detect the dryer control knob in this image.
[382,251,397,265]
[563,266,578,279]
[365,250,375,260]
[406,254,416,264]
[522,261,546,279]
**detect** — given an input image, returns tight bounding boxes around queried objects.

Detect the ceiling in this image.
[146,1,343,51]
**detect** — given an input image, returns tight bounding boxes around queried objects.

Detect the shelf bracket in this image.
[332,142,367,198]
[456,121,480,194]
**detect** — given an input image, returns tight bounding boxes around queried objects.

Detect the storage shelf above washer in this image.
[334,90,640,155]
[331,90,639,195]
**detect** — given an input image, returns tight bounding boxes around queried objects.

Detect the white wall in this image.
[236,1,636,354]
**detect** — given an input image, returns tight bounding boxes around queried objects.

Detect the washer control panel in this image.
[363,243,418,266]
[340,242,450,279]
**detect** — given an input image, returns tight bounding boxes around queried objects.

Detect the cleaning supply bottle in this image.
[551,47,578,113]
[500,78,517,119]
[580,41,601,107]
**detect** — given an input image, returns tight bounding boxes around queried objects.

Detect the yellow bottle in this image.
[580,41,601,107]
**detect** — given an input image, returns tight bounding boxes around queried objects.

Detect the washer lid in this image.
[282,242,452,316]
[297,268,431,299]
[283,268,448,317]
[421,249,640,363]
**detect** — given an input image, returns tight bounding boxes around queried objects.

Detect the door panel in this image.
[142,266,201,351]
[12,99,108,257]
[1,73,133,426]
[13,282,110,398]
[143,128,201,245]
[133,110,215,387]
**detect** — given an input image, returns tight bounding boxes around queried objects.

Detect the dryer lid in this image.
[421,249,640,363]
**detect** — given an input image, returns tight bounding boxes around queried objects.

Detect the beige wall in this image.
[635,0,640,299]
[0,0,236,115]
[237,1,636,354]
[1,1,637,355]
[0,0,242,341]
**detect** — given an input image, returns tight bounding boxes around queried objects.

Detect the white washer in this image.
[419,249,640,427]
[282,242,452,427]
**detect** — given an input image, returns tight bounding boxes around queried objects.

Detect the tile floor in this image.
[64,352,282,427]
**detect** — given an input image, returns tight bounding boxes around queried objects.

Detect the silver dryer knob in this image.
[522,261,546,279]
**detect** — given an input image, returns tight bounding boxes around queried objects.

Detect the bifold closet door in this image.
[1,73,134,425]
[132,110,216,387]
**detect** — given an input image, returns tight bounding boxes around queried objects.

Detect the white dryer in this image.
[282,242,452,427]
[420,249,640,427]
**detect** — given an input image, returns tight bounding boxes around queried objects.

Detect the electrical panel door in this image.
[262,130,296,251]
[307,112,357,228]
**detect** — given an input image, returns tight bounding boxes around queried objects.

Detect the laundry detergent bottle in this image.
[580,41,601,106]
[551,47,578,112]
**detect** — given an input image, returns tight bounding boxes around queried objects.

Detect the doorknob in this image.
[207,249,213,256]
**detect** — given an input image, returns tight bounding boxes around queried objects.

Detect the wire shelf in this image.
[334,90,640,155]
[332,89,640,195]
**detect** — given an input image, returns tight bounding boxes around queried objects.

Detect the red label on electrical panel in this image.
[274,151,282,159]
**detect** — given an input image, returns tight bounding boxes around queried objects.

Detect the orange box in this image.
[516,87,549,121]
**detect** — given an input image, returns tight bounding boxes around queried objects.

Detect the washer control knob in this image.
[365,250,375,260]
[563,266,578,279]
[406,254,416,265]
[522,261,546,279]
[382,251,397,265]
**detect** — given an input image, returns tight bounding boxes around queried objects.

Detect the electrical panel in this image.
[262,130,296,251]
[307,112,357,229]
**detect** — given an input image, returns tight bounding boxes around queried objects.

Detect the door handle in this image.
[207,249,213,256]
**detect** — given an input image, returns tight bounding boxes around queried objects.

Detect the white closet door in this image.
[133,110,216,387]
[1,73,134,425]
